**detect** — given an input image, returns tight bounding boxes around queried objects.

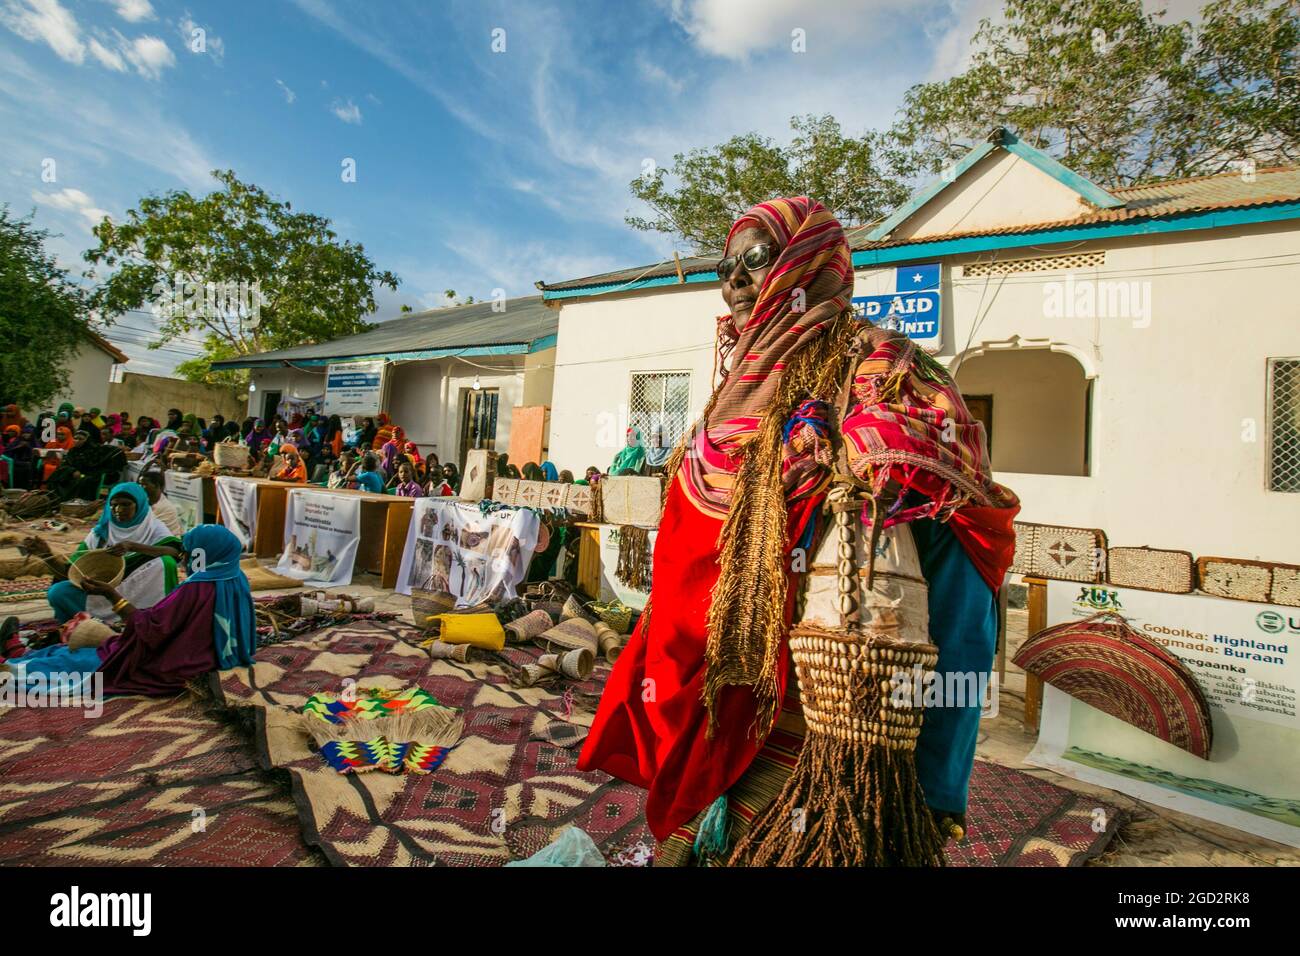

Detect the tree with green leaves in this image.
[891,0,1299,185]
[627,114,913,252]
[0,206,94,409]
[85,170,400,385]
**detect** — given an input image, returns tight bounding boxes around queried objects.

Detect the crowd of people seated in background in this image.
[1,399,674,507]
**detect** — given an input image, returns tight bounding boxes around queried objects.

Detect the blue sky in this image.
[0,0,1195,375]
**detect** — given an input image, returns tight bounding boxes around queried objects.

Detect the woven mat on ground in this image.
[0,694,322,866]
[0,577,52,603]
[950,760,1127,866]
[208,619,653,867]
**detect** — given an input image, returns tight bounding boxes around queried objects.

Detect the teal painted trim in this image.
[211,342,531,370]
[541,269,716,301]
[1000,130,1123,209]
[528,333,558,352]
[864,142,996,242]
[540,199,1300,302]
[851,201,1300,269]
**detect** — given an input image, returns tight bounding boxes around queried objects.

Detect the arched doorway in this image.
[954,347,1091,476]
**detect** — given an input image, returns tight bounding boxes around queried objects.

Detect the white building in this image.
[212,296,558,470]
[28,328,128,418]
[540,130,1300,561]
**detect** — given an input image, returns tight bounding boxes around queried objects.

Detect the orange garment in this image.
[42,426,73,481]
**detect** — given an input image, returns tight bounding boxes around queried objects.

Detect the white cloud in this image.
[275,77,296,104]
[87,34,125,71]
[0,0,85,64]
[178,14,224,63]
[122,33,173,79]
[0,43,216,191]
[666,0,916,61]
[32,186,110,227]
[635,53,686,95]
[109,0,154,22]
[331,97,362,124]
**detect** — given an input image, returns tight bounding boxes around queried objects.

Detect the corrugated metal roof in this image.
[538,166,1300,293]
[210,295,558,368]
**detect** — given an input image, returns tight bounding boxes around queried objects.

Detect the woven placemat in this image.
[1012,522,1106,582]
[1197,557,1273,603]
[1106,546,1195,594]
[1271,566,1300,608]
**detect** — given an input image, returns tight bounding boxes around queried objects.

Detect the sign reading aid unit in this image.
[851,262,942,352]
[324,360,386,417]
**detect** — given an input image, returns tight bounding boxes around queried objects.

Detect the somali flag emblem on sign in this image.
[851,262,942,351]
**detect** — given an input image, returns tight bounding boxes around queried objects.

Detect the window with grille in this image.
[629,372,691,454]
[1269,358,1300,492]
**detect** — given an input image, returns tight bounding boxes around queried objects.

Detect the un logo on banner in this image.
[1256,611,1285,634]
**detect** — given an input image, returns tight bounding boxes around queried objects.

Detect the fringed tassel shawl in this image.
[693,313,860,736]
[615,525,652,591]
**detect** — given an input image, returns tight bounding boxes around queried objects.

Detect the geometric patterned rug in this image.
[952,760,1127,866]
[208,619,655,867]
[0,618,1128,867]
[209,619,1127,868]
[0,694,322,866]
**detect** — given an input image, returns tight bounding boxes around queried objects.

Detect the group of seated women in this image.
[2,482,257,697]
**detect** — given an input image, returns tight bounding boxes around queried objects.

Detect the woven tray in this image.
[600,476,662,527]
[1011,521,1106,582]
[1271,566,1300,608]
[1196,556,1273,604]
[1106,546,1195,594]
[491,477,520,505]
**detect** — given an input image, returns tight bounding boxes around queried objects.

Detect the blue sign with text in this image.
[851,262,942,351]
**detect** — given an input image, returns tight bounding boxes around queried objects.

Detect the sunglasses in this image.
[716,242,776,280]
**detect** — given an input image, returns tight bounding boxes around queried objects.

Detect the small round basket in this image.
[67,549,126,590]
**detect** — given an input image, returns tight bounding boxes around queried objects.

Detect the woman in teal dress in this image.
[24,482,182,623]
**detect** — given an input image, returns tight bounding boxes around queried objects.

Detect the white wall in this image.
[549,286,720,473]
[58,341,114,413]
[550,218,1300,562]
[864,219,1300,561]
[245,367,326,420]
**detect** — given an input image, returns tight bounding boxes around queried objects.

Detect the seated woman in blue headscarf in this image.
[5,525,257,696]
[23,482,182,623]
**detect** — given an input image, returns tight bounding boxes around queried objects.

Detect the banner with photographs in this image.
[214,476,259,552]
[598,524,657,611]
[396,498,540,606]
[164,470,205,533]
[275,489,361,586]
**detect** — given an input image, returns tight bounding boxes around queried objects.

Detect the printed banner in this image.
[324,360,385,417]
[275,489,361,586]
[851,261,942,352]
[214,476,259,552]
[163,470,205,533]
[1028,581,1300,847]
[598,524,657,611]
[396,498,539,606]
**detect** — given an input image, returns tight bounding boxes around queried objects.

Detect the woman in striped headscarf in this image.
[578,197,1019,865]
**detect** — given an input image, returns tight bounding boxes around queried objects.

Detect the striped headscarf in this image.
[679,197,854,517]
[709,197,854,427]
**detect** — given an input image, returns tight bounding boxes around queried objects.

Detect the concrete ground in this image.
[2,518,1296,867]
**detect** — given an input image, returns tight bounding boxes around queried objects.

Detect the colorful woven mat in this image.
[0,576,52,603]
[303,686,441,724]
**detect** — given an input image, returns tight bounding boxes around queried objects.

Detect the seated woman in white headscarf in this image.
[24,482,182,623]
